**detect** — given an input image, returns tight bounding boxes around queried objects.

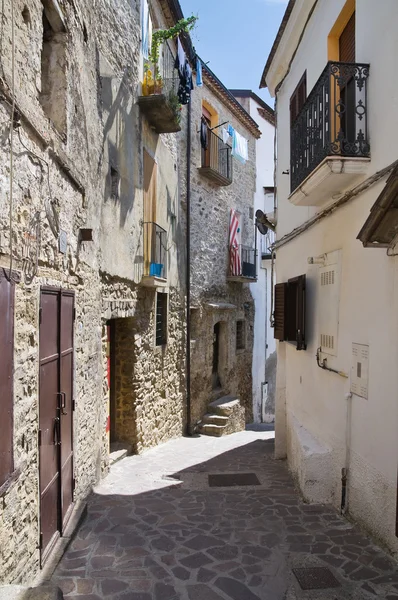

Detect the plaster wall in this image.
[271,0,398,554]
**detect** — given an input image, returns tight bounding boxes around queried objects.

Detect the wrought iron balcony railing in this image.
[200,127,233,186]
[291,61,370,192]
[228,244,257,281]
[143,222,167,280]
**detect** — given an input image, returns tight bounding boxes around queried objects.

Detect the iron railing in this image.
[202,127,233,183]
[260,229,275,259]
[291,61,370,192]
[142,41,179,99]
[143,222,167,280]
[229,244,257,279]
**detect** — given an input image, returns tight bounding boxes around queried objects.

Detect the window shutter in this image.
[290,73,307,125]
[339,12,355,63]
[0,271,15,485]
[274,282,287,341]
[295,274,306,351]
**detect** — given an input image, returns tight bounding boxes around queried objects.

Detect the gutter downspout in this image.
[186,97,192,435]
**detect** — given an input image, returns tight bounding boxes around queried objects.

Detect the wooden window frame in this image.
[155,292,167,347]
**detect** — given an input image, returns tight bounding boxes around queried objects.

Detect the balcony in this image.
[227,245,257,283]
[260,230,275,260]
[290,62,370,207]
[137,42,181,134]
[198,127,233,186]
[141,222,168,287]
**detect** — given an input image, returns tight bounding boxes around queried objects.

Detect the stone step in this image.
[202,413,229,426]
[109,443,131,466]
[208,395,240,417]
[199,423,227,437]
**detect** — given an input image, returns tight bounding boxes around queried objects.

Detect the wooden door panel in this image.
[39,289,60,560]
[60,290,74,529]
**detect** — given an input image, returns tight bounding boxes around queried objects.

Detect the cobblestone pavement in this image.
[52,430,398,600]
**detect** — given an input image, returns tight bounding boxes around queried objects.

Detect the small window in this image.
[236,320,245,351]
[40,1,67,134]
[290,72,307,125]
[155,292,167,346]
[273,274,306,350]
[110,167,120,200]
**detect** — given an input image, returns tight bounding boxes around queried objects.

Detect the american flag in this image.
[229,209,241,276]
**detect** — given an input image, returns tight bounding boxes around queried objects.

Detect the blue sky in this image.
[179,0,288,106]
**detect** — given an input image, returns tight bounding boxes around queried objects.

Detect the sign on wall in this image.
[351,343,369,399]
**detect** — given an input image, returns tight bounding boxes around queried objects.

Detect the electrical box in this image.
[351,343,369,399]
[318,250,341,356]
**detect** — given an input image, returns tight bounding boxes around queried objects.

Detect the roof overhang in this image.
[260,0,317,96]
[357,166,398,248]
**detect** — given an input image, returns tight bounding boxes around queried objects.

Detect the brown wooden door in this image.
[0,270,15,485]
[39,288,74,562]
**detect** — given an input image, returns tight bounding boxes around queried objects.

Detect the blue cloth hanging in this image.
[196,58,203,87]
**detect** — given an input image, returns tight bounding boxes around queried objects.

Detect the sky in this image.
[179,0,289,107]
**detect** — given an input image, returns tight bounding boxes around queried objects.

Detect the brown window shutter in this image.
[274,282,287,341]
[0,270,15,485]
[290,72,307,125]
[339,12,355,63]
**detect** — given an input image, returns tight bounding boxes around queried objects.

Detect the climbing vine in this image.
[149,16,197,71]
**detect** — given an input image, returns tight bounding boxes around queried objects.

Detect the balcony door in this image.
[338,11,356,148]
[143,150,157,274]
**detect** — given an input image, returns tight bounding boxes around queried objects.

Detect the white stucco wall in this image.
[270,0,398,553]
[248,97,276,423]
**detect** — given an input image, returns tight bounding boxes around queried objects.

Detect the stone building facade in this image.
[0,0,187,584]
[179,65,261,428]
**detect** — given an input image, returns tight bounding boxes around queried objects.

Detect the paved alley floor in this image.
[52,430,398,600]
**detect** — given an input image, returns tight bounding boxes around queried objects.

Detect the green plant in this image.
[149,16,197,77]
[168,90,182,123]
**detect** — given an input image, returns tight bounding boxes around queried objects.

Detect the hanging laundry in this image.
[175,37,186,77]
[141,0,152,59]
[232,129,249,164]
[200,117,208,150]
[227,124,234,137]
[196,57,203,87]
[222,128,230,144]
[177,59,193,105]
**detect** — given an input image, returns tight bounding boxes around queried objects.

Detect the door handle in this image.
[58,391,67,415]
[53,417,61,445]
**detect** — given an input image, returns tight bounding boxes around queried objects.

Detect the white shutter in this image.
[319,251,341,357]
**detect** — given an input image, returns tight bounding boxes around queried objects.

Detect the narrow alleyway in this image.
[52,431,398,600]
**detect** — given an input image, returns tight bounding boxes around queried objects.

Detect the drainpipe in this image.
[186,97,192,435]
[342,391,353,514]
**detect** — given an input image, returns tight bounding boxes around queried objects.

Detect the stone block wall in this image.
[0,0,186,584]
[179,76,258,427]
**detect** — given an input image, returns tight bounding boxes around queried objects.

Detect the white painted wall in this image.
[268,0,398,553]
[247,97,276,423]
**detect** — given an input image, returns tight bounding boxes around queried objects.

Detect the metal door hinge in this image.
[38,429,42,447]
[72,478,76,497]
[73,308,76,321]
[37,532,43,550]
[72,399,76,411]
[39,307,42,325]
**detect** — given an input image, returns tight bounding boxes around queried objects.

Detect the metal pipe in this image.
[186,97,192,435]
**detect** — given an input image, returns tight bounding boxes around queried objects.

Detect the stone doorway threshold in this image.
[109,443,132,467]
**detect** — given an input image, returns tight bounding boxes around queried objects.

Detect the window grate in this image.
[236,320,245,350]
[156,293,167,346]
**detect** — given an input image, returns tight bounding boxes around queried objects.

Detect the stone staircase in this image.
[199,395,245,437]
